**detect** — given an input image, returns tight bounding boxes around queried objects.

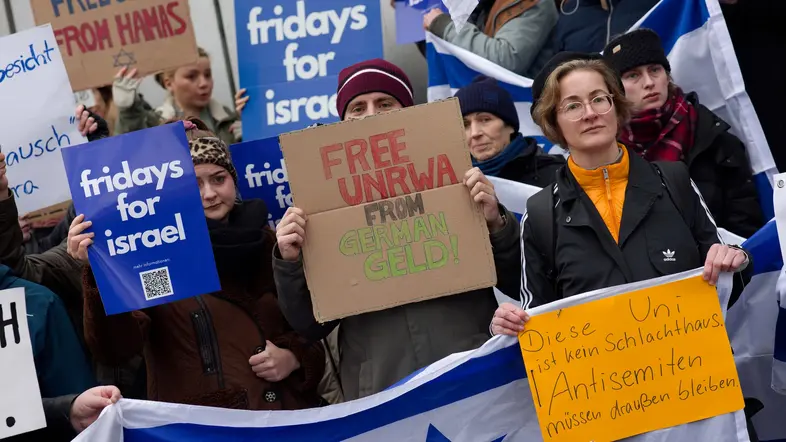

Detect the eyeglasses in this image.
[559,95,614,121]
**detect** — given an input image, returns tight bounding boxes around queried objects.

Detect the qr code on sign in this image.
[140,267,174,301]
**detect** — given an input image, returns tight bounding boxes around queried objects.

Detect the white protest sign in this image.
[73,89,96,108]
[0,24,86,214]
[0,288,45,438]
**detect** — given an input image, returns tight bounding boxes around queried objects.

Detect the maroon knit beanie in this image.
[336,59,414,119]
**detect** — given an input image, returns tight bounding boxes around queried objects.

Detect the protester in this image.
[86,86,119,136]
[0,108,154,399]
[113,47,242,145]
[455,75,565,186]
[10,385,121,442]
[490,52,751,329]
[602,29,764,238]
[273,58,521,401]
[551,0,659,53]
[73,118,324,410]
[423,0,558,77]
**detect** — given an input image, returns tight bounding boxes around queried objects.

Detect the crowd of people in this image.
[1,0,777,440]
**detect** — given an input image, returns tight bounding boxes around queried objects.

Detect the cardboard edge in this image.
[305,182,498,323]
[279,98,466,215]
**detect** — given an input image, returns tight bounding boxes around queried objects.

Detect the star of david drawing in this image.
[426,424,506,442]
[113,49,137,68]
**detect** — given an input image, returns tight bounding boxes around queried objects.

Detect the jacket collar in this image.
[157,95,234,124]
[556,145,664,280]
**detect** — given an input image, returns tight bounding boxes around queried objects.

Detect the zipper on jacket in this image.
[605,0,615,44]
[602,167,619,233]
[192,296,225,389]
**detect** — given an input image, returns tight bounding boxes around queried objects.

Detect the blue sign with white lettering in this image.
[235,0,383,141]
[230,137,291,229]
[394,0,446,45]
[61,123,220,315]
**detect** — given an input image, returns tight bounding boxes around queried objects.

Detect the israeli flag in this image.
[428,0,779,218]
[75,272,749,441]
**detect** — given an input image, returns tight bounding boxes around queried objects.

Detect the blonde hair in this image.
[155,47,210,89]
[532,59,632,147]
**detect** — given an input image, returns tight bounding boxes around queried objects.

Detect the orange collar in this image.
[568,145,630,190]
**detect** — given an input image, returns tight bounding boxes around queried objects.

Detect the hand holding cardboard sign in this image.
[67,214,94,264]
[249,340,301,382]
[276,207,307,261]
[112,67,142,110]
[463,168,504,233]
[70,385,122,433]
[491,302,530,336]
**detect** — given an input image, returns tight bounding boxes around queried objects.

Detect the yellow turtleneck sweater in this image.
[567,145,630,243]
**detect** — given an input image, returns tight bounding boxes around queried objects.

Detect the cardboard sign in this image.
[0,288,46,439]
[31,0,199,91]
[519,275,744,442]
[61,123,220,315]
[280,99,496,321]
[230,137,291,228]
[0,25,86,215]
[234,0,384,140]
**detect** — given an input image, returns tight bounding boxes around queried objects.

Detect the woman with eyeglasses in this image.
[602,29,763,238]
[489,52,752,335]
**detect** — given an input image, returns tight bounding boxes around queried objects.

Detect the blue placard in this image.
[61,123,220,315]
[235,0,384,141]
[229,137,292,229]
[394,0,447,45]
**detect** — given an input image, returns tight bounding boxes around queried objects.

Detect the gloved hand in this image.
[112,67,142,110]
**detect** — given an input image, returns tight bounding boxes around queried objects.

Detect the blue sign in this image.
[394,0,446,45]
[230,137,291,229]
[235,0,384,141]
[61,123,220,315]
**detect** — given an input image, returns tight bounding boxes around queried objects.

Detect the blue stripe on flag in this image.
[742,221,782,276]
[123,343,526,441]
[755,172,776,220]
[638,0,710,55]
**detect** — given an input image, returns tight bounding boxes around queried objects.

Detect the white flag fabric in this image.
[75,270,750,442]
[427,0,778,217]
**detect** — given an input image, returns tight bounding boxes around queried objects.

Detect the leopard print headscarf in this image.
[189,136,238,184]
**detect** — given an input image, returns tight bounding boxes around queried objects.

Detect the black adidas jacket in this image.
[496,148,739,309]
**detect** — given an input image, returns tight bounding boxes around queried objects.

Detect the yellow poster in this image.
[519,275,744,442]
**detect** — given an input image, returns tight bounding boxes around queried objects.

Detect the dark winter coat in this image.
[496,147,737,308]
[685,94,764,238]
[83,200,324,410]
[552,0,660,53]
[273,207,520,401]
[494,136,565,187]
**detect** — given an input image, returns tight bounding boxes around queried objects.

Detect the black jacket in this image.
[685,94,764,238]
[497,149,724,308]
[495,136,566,187]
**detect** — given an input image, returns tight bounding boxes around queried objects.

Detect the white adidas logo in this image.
[662,249,676,262]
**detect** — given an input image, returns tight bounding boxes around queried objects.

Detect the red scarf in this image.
[619,88,698,162]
